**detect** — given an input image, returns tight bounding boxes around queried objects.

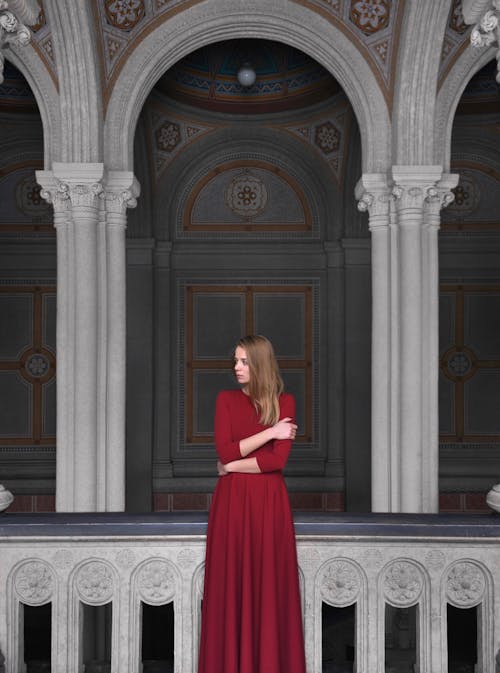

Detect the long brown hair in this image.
[236,335,284,425]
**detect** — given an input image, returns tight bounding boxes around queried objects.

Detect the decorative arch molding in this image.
[4,46,60,165]
[391,0,454,165]
[435,46,496,169]
[41,0,103,163]
[104,0,390,174]
[159,126,339,241]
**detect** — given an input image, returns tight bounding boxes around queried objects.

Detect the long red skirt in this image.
[198,471,306,673]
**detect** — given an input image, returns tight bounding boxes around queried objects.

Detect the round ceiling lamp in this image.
[237,63,257,88]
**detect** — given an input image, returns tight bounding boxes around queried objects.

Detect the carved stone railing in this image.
[0,511,499,672]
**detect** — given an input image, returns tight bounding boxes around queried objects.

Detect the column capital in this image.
[0,0,39,83]
[355,174,392,227]
[49,163,105,210]
[424,173,460,220]
[391,165,444,212]
[36,170,72,218]
[102,171,141,215]
[463,0,500,82]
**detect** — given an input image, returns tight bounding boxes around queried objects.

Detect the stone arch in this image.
[391,0,454,165]
[4,45,60,165]
[435,45,497,169]
[104,0,391,173]
[41,1,104,163]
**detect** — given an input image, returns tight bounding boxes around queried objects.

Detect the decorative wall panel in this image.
[439,285,500,443]
[0,164,52,235]
[179,282,317,458]
[0,286,56,445]
[183,160,311,233]
[442,163,500,231]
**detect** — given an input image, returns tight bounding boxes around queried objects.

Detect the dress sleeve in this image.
[256,394,295,473]
[214,392,243,464]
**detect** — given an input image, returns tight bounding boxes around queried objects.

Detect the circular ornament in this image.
[16,174,52,218]
[383,561,423,606]
[320,559,361,606]
[76,561,114,604]
[15,560,54,604]
[137,560,176,604]
[446,562,485,607]
[225,171,268,217]
[104,0,145,31]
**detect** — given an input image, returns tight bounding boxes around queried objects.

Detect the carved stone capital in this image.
[102,188,138,216]
[464,0,500,82]
[0,0,40,83]
[64,181,103,209]
[355,174,392,229]
[391,165,444,215]
[39,180,71,213]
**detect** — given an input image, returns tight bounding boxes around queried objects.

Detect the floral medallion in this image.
[104,0,145,31]
[350,0,390,35]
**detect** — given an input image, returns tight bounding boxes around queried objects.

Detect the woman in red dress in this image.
[198,335,307,673]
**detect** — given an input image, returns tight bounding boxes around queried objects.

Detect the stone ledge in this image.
[1,510,499,540]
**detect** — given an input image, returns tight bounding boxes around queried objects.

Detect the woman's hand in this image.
[217,460,229,476]
[272,417,298,440]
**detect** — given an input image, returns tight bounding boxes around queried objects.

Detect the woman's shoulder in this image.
[217,389,243,402]
[279,391,295,408]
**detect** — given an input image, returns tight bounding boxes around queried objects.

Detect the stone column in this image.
[37,174,75,510]
[36,164,139,511]
[356,174,394,511]
[357,168,458,512]
[102,172,139,511]
[391,167,458,512]
[422,175,458,512]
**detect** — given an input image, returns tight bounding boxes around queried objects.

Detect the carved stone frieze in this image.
[320,559,361,607]
[115,548,136,569]
[14,560,54,604]
[424,550,446,571]
[52,549,74,569]
[176,548,197,569]
[383,560,424,606]
[446,561,486,607]
[137,559,176,604]
[75,561,115,604]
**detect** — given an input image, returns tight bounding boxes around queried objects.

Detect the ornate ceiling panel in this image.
[291,0,405,104]
[93,0,405,108]
[438,0,473,89]
[27,1,58,88]
[155,39,339,114]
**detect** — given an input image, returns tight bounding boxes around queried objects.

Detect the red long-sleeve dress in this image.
[198,389,306,673]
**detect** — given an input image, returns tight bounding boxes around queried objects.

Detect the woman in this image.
[198,335,307,673]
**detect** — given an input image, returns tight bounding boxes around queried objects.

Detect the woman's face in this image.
[234,346,250,386]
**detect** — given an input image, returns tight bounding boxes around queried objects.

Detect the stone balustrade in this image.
[1,511,499,672]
